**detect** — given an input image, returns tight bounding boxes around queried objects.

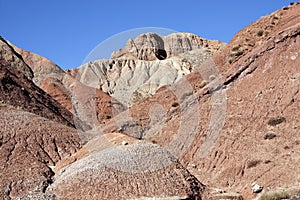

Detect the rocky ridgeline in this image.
[68,33,225,106]
[1,3,300,200]
[1,32,218,199]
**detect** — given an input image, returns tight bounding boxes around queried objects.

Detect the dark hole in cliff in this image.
[155,49,167,60]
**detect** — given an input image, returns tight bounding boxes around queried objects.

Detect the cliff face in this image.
[68,33,225,106]
[110,32,224,60]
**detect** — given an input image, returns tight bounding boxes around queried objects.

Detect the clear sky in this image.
[0,0,293,69]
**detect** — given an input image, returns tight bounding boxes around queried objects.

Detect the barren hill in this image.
[1,2,300,200]
[0,36,86,199]
[68,33,225,106]
[0,37,74,127]
[101,3,300,199]
[9,42,116,128]
[0,107,83,199]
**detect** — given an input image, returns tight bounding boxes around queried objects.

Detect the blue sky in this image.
[0,0,293,69]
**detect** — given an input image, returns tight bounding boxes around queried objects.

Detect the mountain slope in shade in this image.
[0,36,85,199]
[0,37,74,127]
[0,36,33,80]
[8,41,117,128]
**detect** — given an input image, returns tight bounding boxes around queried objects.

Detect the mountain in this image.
[48,133,204,199]
[10,43,117,129]
[1,2,300,200]
[0,37,74,127]
[68,33,225,106]
[101,3,300,199]
[0,37,84,199]
[0,107,83,199]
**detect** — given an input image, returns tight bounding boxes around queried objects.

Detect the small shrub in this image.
[232,45,241,51]
[199,80,208,89]
[131,90,144,104]
[283,6,289,10]
[209,75,216,81]
[171,102,179,107]
[264,132,276,140]
[228,48,245,63]
[267,116,286,126]
[257,30,264,37]
[234,50,244,57]
[247,160,261,168]
[260,191,290,200]
[263,30,270,37]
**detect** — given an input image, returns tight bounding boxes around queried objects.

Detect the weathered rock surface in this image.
[8,41,116,127]
[0,37,33,79]
[2,3,300,200]
[0,107,82,199]
[110,32,224,60]
[9,43,65,86]
[100,3,300,199]
[0,40,85,199]
[48,134,204,200]
[0,40,75,127]
[69,33,224,106]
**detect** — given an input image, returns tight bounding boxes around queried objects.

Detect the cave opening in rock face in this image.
[155,49,167,60]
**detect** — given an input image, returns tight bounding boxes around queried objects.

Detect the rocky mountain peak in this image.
[111,32,225,61]
[1,3,300,200]
[8,42,65,86]
[72,32,225,106]
[0,36,34,80]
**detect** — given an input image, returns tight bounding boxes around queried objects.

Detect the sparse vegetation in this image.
[234,50,244,56]
[199,80,208,89]
[247,160,261,168]
[131,90,144,104]
[257,30,264,37]
[264,132,276,140]
[267,116,286,126]
[232,45,241,51]
[260,191,290,200]
[180,91,193,101]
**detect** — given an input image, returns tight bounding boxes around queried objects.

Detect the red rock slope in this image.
[101,3,300,199]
